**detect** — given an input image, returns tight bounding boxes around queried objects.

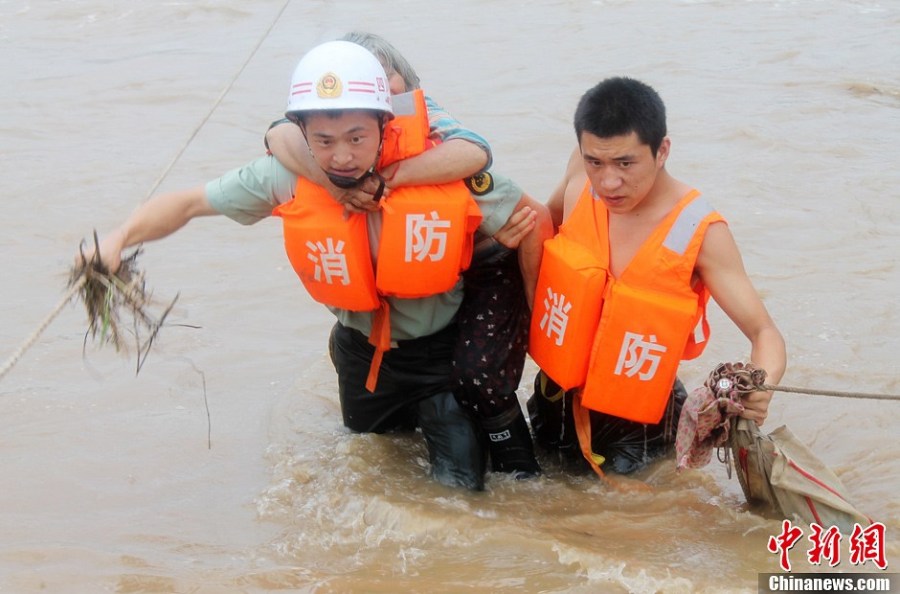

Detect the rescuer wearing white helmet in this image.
[78,39,551,491]
[283,40,394,192]
[266,33,551,479]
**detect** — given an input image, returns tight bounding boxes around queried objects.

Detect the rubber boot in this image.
[482,405,541,479]
[417,391,486,491]
[527,372,586,473]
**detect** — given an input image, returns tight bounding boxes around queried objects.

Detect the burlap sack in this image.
[730,418,872,534]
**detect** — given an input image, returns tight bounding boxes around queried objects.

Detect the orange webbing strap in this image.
[572,392,653,494]
[364,199,392,393]
[572,391,608,480]
[365,299,391,392]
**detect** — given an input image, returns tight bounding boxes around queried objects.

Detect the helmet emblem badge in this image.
[316,73,342,98]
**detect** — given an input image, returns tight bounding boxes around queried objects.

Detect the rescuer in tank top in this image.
[527,77,786,478]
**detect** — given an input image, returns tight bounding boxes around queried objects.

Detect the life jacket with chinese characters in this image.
[273,88,482,310]
[272,89,482,391]
[529,182,724,424]
[376,90,481,295]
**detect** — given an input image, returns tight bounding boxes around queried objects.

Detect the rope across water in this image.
[0,0,293,382]
[760,383,900,401]
[709,361,900,402]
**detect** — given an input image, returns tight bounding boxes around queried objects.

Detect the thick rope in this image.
[761,383,900,401]
[0,277,86,381]
[140,0,292,202]
[0,0,292,382]
[709,362,900,402]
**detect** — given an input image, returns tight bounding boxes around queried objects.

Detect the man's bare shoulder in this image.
[561,146,583,180]
[562,154,587,220]
[696,219,741,279]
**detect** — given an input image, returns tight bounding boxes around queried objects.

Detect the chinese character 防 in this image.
[614,331,667,380]
[405,211,450,262]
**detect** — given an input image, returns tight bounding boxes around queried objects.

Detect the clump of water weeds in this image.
[70,232,179,374]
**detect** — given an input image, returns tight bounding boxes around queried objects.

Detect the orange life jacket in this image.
[529,183,724,424]
[375,91,481,297]
[528,193,609,390]
[272,89,482,390]
[273,89,481,309]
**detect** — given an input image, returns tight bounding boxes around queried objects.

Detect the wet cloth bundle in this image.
[674,362,751,470]
[676,363,872,534]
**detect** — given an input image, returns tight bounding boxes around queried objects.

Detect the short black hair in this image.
[574,77,667,156]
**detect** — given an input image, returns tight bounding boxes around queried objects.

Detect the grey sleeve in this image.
[470,171,524,237]
[205,155,298,225]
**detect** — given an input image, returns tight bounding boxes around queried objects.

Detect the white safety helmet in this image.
[285,40,393,120]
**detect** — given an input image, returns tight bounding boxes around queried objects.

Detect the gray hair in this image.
[339,31,421,91]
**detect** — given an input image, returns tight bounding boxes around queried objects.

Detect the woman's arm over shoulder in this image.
[264,120,326,183]
[424,95,492,170]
